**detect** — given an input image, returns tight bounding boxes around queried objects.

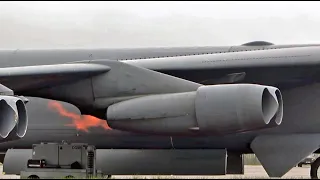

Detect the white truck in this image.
[20,142,103,179]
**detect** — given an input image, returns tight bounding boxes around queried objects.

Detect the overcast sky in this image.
[1,1,320,49]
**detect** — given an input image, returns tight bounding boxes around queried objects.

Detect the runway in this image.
[0,165,312,179]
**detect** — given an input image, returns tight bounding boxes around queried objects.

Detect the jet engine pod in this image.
[194,84,283,134]
[106,84,283,136]
[0,96,28,140]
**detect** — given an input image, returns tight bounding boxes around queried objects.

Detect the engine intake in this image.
[106,84,283,136]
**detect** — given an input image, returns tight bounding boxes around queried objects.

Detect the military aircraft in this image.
[0,41,320,178]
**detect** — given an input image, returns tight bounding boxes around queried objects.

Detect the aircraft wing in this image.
[1,46,320,93]
[124,46,320,88]
[0,63,110,92]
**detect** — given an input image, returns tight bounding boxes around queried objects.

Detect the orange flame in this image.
[48,101,111,132]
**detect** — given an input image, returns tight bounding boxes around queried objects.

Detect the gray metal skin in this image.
[2,42,320,177]
[106,84,282,135]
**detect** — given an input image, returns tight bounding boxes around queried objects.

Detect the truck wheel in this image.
[310,157,320,179]
[65,175,74,179]
[27,175,40,179]
[298,163,303,167]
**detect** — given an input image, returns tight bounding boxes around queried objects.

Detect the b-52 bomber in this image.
[0,41,320,178]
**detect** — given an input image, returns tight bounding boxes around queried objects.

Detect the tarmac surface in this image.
[0,165,312,179]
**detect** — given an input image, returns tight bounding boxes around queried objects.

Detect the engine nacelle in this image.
[0,96,28,140]
[106,84,283,136]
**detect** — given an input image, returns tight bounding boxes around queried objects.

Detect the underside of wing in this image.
[0,63,110,93]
